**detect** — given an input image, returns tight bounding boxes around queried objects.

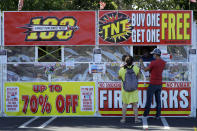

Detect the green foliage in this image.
[66,0,99,10]
[0,0,196,20]
[22,0,70,11]
[0,0,18,11]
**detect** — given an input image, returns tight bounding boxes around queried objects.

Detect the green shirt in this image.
[119,65,140,80]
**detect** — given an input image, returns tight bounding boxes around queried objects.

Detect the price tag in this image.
[93,48,101,62]
[189,49,196,54]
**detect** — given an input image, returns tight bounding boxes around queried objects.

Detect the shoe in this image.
[135,119,142,124]
[120,119,126,123]
[154,116,160,120]
[141,115,148,119]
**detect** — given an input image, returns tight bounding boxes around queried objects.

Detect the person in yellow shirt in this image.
[118,55,141,124]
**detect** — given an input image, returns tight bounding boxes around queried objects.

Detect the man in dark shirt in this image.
[140,48,166,119]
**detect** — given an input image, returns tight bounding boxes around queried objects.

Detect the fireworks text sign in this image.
[4,11,95,46]
[99,11,192,45]
[4,11,192,46]
[98,82,191,116]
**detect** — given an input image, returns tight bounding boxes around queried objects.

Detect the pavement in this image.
[0,116,196,131]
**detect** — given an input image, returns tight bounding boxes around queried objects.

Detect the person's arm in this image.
[118,76,122,80]
[118,69,123,81]
[133,65,141,79]
[136,71,140,78]
[143,67,151,72]
[140,58,151,72]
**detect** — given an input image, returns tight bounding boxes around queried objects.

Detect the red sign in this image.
[98,82,191,116]
[99,11,192,45]
[4,11,95,46]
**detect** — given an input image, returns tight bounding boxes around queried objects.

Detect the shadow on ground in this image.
[0,117,196,131]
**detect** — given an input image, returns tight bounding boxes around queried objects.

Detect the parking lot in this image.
[0,116,196,131]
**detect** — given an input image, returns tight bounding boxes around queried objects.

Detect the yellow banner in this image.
[4,82,95,116]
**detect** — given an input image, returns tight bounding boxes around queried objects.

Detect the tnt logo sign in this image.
[22,16,79,41]
[99,12,133,43]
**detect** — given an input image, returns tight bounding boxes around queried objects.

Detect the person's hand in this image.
[120,63,124,68]
[139,58,143,63]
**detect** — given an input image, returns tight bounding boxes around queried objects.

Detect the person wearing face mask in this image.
[140,48,166,119]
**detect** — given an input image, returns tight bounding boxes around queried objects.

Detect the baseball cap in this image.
[150,48,161,55]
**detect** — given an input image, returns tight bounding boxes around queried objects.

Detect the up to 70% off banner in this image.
[22,85,78,114]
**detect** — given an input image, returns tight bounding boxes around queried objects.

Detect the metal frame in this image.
[0,11,6,116]
[190,20,197,117]
[35,46,38,62]
[95,11,99,115]
[0,10,1,47]
[61,46,64,62]
[0,10,2,116]
[195,22,197,117]
[1,10,196,118]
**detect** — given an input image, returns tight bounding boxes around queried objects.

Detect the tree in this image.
[103,0,197,20]
[0,0,18,11]
[0,0,196,20]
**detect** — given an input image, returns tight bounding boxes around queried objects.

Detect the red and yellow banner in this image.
[4,82,95,116]
[4,11,95,46]
[98,82,191,116]
[4,81,192,116]
[99,10,192,45]
[4,11,193,46]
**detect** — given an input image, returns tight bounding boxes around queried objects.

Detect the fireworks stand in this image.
[0,10,196,117]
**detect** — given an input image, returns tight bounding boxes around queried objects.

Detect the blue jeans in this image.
[143,84,162,117]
